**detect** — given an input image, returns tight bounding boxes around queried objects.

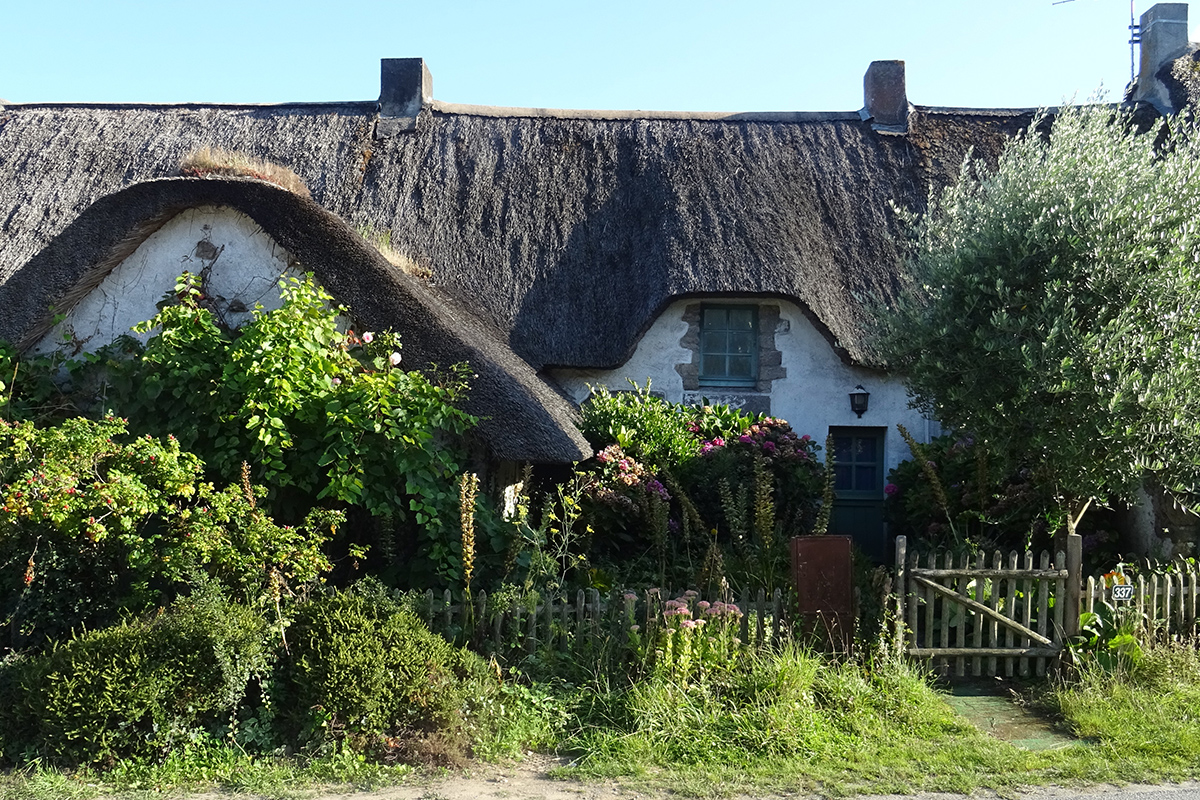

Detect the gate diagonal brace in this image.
[912,575,1056,648]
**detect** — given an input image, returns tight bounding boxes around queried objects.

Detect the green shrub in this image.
[0,415,203,647]
[0,592,272,767]
[275,589,486,761]
[0,415,340,651]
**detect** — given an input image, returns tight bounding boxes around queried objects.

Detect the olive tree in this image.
[880,104,1200,537]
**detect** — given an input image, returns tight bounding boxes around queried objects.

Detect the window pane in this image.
[857,437,877,462]
[701,330,728,355]
[730,331,755,355]
[834,464,852,490]
[729,307,755,329]
[728,356,753,377]
[855,465,876,490]
[702,309,725,330]
[834,436,852,463]
[701,354,725,376]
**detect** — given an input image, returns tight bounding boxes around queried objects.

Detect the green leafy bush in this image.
[274,589,487,761]
[576,395,824,590]
[0,415,339,650]
[883,431,1118,554]
[94,273,479,587]
[0,591,272,767]
[0,415,202,647]
[580,383,700,471]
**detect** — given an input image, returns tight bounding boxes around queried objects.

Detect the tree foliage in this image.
[880,105,1200,532]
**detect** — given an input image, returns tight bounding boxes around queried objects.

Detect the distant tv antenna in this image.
[1053,0,1139,85]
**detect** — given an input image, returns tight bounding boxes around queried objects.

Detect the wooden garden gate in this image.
[894,534,1082,677]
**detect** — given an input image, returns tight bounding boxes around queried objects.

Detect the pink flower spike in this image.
[362,332,374,343]
[389,352,402,366]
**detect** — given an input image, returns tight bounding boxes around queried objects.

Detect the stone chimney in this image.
[378,58,432,137]
[862,60,908,133]
[1134,3,1190,113]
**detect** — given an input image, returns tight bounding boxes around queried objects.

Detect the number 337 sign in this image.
[1110,584,1135,601]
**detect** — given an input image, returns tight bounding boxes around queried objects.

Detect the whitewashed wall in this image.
[551,297,938,477]
[33,206,301,355]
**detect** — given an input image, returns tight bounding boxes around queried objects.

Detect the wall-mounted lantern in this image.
[849,385,870,418]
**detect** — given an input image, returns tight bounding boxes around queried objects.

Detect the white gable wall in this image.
[33,206,301,355]
[551,297,937,478]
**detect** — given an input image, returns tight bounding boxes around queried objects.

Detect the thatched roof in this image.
[0,100,1036,370]
[1163,45,1200,112]
[0,176,591,464]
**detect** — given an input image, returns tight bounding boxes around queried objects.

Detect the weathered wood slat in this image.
[1005,550,1018,678]
[987,551,1001,677]
[756,588,767,647]
[925,552,936,663]
[1021,551,1034,678]
[1036,551,1050,677]
[895,536,908,659]
[909,646,1060,658]
[973,552,985,677]
[940,551,952,673]
[956,551,969,677]
[911,568,1069,579]
[912,575,1055,646]
[772,588,783,646]
[1053,549,1066,660]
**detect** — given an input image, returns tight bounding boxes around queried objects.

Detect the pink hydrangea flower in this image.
[332,377,342,385]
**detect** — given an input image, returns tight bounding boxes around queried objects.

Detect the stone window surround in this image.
[676,302,787,396]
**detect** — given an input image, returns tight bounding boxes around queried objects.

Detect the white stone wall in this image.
[33,206,301,355]
[551,297,938,477]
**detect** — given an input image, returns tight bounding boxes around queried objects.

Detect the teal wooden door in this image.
[829,427,887,562]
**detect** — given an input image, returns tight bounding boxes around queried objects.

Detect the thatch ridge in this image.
[0,102,1034,370]
[0,178,590,464]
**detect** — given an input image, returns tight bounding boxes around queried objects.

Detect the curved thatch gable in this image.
[0,102,1033,368]
[0,177,590,464]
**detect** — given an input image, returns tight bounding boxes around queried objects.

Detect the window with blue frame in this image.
[699,305,758,387]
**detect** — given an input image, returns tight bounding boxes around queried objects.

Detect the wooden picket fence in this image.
[1083,559,1200,637]
[417,586,790,659]
[894,534,1082,678]
[896,535,1200,678]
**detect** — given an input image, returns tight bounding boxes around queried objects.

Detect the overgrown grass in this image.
[0,743,415,800]
[356,225,433,280]
[4,641,1200,799]
[179,146,310,198]
[554,641,1200,797]
[1048,638,1200,777]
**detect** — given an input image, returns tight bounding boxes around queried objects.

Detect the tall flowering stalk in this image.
[897,423,957,538]
[811,432,837,535]
[752,454,778,591]
[459,472,478,594]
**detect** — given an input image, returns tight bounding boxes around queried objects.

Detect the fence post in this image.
[894,536,907,660]
[1064,534,1082,639]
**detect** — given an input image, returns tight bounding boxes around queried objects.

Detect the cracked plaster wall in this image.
[32,205,301,355]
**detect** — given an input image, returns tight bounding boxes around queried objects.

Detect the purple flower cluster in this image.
[701,417,818,462]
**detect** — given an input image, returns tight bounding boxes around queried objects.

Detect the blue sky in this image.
[0,1,1184,111]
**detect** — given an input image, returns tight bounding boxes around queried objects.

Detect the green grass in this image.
[553,641,1200,798]
[3,641,1199,800]
[0,744,418,800]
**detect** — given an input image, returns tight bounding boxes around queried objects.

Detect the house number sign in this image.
[1110,584,1135,602]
